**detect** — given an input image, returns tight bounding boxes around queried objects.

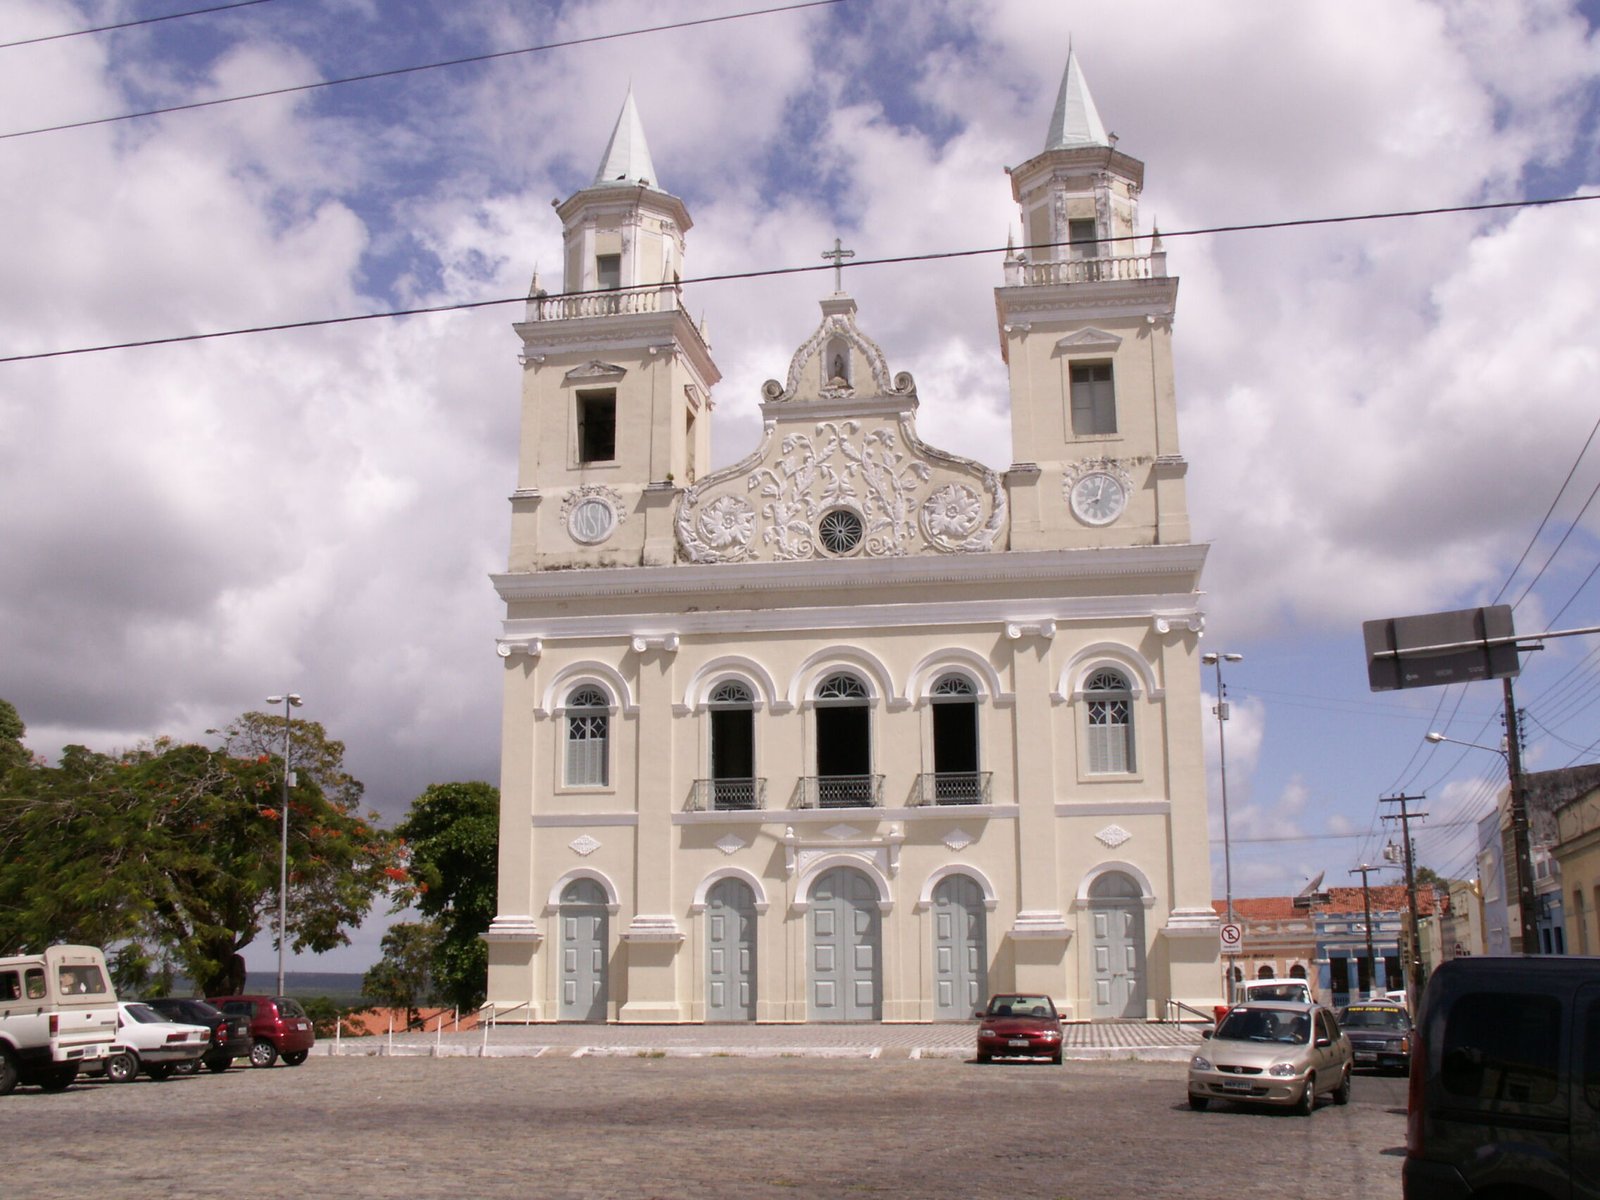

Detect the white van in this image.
[1238,978,1314,1005]
[0,945,119,1093]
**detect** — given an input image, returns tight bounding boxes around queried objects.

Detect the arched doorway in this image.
[558,878,608,1022]
[705,878,757,1022]
[1087,870,1146,1019]
[931,874,987,1020]
[808,867,882,1021]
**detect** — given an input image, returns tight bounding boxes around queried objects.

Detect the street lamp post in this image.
[266,693,303,995]
[1425,719,1539,955]
[1203,651,1243,1001]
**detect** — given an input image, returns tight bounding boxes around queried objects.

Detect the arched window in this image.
[814,672,873,807]
[565,686,611,787]
[1084,668,1134,774]
[708,680,757,810]
[1257,964,1275,979]
[930,673,980,804]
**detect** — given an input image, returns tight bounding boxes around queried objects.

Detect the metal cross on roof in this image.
[822,237,855,292]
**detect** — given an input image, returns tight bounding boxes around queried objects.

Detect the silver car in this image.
[1188,1001,1353,1115]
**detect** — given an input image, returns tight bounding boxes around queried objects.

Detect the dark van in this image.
[1404,956,1600,1199]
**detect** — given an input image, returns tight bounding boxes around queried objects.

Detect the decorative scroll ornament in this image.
[562,485,626,546]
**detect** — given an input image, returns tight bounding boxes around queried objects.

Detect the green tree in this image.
[392,781,498,1011]
[362,921,442,1028]
[0,698,29,780]
[0,712,403,995]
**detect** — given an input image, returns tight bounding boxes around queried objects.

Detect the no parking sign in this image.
[1220,922,1243,955]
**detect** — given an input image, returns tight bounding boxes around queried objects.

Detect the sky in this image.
[3,0,1599,974]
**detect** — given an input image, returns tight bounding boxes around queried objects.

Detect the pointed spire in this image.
[593,87,660,189]
[1044,45,1109,150]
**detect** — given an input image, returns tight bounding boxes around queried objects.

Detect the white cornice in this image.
[501,592,1204,642]
[495,542,1207,605]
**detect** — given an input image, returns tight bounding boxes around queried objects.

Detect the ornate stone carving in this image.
[563,485,625,546]
[715,834,746,856]
[569,834,600,857]
[942,828,974,852]
[1096,824,1132,849]
[673,308,1006,562]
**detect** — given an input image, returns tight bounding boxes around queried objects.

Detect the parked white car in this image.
[82,1002,211,1083]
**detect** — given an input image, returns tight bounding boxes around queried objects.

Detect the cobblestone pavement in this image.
[5,1055,1410,1200]
[329,1018,1210,1061]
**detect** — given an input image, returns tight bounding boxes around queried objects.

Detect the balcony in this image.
[1004,251,1167,289]
[525,282,681,322]
[686,778,767,812]
[795,775,885,810]
[912,771,993,806]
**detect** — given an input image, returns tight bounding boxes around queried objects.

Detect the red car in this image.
[207,995,315,1067]
[975,993,1064,1064]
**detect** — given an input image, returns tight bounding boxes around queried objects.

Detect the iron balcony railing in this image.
[912,771,993,806]
[686,778,767,812]
[796,775,885,809]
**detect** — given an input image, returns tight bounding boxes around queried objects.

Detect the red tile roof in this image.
[1212,884,1442,920]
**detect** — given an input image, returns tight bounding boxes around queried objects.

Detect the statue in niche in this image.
[826,347,851,391]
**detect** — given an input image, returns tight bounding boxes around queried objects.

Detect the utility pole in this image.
[1381,794,1428,995]
[1503,677,1540,955]
[1350,864,1381,997]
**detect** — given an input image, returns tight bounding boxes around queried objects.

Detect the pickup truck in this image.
[0,945,119,1093]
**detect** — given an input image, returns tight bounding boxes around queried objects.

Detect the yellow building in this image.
[484,53,1220,1023]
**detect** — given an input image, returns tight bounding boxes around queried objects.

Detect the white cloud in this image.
[5,0,1600,968]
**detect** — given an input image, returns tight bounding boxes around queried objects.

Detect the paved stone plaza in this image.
[6,1051,1410,1199]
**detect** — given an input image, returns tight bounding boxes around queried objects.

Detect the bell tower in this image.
[509,89,720,570]
[997,49,1189,551]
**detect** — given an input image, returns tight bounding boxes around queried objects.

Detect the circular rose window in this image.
[818,507,864,555]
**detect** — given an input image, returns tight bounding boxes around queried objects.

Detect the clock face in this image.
[1070,472,1126,525]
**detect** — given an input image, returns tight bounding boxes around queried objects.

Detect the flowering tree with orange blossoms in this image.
[0,707,402,995]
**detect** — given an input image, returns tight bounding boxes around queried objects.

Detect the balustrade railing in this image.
[525,283,680,321]
[1007,251,1166,288]
[912,771,993,806]
[796,775,885,809]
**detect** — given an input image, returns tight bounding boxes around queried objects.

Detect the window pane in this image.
[1070,364,1116,435]
[1440,993,1559,1106]
[578,394,616,463]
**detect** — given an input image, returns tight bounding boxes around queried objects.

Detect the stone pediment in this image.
[676,298,1007,564]
[1055,327,1122,353]
[564,360,627,382]
[760,295,914,406]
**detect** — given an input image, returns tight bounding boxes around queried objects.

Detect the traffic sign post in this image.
[1219,922,1242,955]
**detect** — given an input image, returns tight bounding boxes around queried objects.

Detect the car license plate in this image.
[1222,1080,1252,1091]
[1008,1038,1030,1047]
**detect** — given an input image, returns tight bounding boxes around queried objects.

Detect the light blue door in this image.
[932,874,987,1020]
[1089,871,1146,1019]
[706,878,756,1022]
[559,879,608,1022]
[808,867,881,1022]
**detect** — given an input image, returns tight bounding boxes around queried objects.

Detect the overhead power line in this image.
[0,0,846,140]
[4,191,1597,366]
[0,0,273,50]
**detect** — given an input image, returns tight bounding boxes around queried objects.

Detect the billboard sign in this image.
[1363,604,1520,692]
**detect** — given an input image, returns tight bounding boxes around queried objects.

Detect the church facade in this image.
[483,53,1222,1023]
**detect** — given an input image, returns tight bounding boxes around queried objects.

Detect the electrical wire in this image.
[4,191,1597,366]
[0,0,273,50]
[0,0,847,141]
